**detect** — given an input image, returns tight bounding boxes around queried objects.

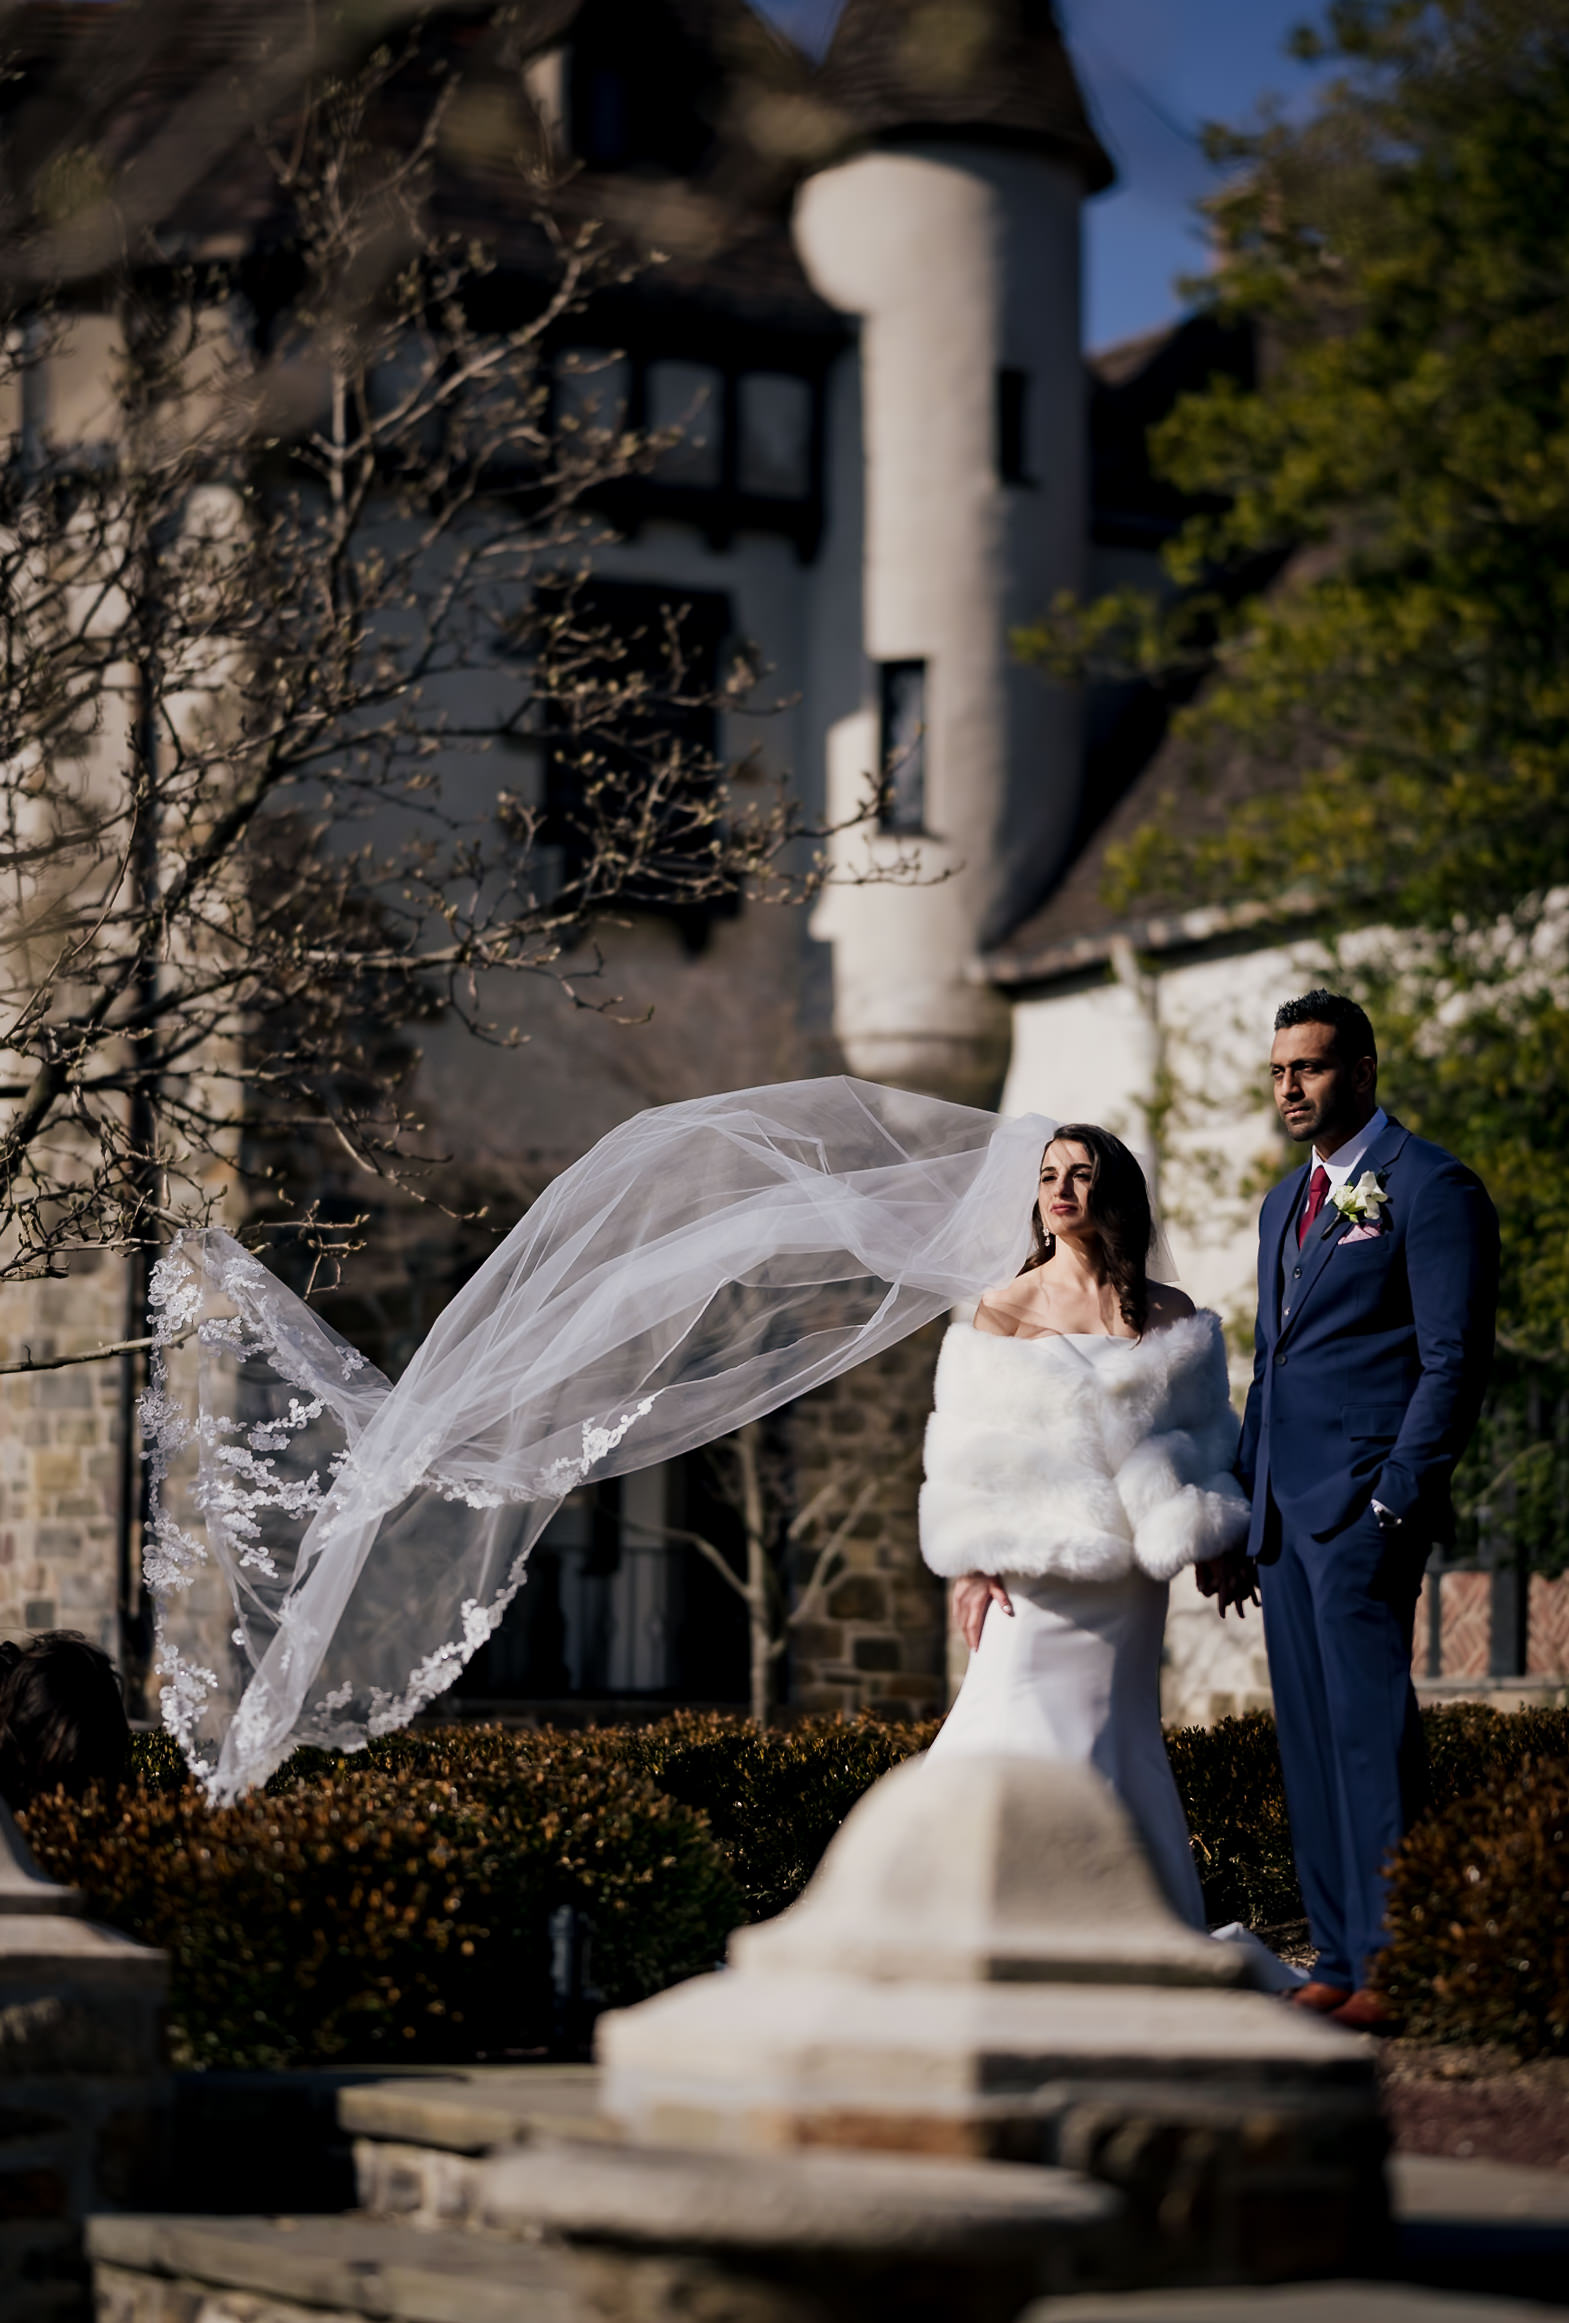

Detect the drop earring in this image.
[1043,1231,1056,1261]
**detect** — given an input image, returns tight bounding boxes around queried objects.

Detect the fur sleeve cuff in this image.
[1132,1474,1250,1581]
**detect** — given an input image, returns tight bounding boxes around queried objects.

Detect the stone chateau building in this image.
[10,0,1547,1735]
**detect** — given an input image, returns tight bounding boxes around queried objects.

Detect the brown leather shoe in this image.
[1290,1979,1354,2012]
[1329,1987,1395,2032]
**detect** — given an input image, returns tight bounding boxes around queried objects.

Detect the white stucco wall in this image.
[795,144,1086,1103]
[312,512,827,1199]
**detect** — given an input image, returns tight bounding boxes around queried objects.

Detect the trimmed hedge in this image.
[603,1709,940,1922]
[19,1700,1569,2064]
[1378,1754,1569,2056]
[19,1729,741,2069]
[1164,1710,1300,1931]
[1170,1700,1569,1937]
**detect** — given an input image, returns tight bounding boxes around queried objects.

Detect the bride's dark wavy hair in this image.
[1019,1122,1155,1336]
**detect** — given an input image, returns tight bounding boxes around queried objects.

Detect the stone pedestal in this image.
[598,1756,1388,2285]
[0,1802,169,2323]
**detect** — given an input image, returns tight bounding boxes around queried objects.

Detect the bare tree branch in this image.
[0,1330,189,1377]
[0,4,915,1290]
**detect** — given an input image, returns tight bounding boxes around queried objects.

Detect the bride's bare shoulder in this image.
[972,1279,1036,1338]
[1145,1280,1196,1329]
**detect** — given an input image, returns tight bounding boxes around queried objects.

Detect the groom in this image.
[1216,989,1498,2029]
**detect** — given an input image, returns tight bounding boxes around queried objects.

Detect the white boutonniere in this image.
[1330,1169,1391,1229]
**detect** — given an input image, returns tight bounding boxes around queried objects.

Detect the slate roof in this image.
[0,1,848,336]
[2,2,1113,327]
[821,0,1113,191]
[980,712,1312,988]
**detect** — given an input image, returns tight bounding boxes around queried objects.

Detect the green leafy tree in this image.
[1021,0,1569,1568]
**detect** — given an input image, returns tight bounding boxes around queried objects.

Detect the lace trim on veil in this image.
[141,1080,1051,1799]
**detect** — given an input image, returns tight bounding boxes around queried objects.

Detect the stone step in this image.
[341,2056,1386,2290]
[89,2137,1124,2323]
[339,2067,602,2159]
[1389,2153,1569,2311]
[1390,2152,1569,2230]
[89,2213,580,2323]
[1025,2285,1567,2322]
[350,2122,1119,2250]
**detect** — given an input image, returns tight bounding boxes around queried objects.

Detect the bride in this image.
[149,1078,1261,1835]
[920,1124,1253,1929]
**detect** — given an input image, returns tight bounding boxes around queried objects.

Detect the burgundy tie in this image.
[1298,1163,1330,1247]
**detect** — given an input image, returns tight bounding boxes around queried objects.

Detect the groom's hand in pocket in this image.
[952,1572,1012,1651]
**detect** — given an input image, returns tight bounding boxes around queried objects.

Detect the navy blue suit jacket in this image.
[1238,1116,1499,1557]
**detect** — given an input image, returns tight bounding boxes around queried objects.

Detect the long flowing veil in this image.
[143,1077,1052,1800]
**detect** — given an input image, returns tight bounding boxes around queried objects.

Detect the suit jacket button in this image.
[1292,1266,1303,1279]
[1275,1351,1287,1366]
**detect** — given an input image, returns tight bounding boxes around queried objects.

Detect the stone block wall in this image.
[784,1320,947,1722]
[0,1258,125,1659]
[0,1254,235,1719]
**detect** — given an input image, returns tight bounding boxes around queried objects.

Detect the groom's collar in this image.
[1312,1105,1389,1187]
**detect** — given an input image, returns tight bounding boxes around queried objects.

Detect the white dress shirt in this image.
[1312,1105,1388,1195]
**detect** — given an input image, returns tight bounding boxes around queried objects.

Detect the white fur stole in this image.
[919,1310,1248,1586]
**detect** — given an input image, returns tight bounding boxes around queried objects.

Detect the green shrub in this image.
[1377,1755,1569,2056]
[39,1700,1569,2066]
[1162,1701,1569,1938]
[1163,1711,1300,1930]
[128,1725,192,1793]
[1418,1700,1569,1805]
[607,1710,939,1921]
[21,1734,738,2069]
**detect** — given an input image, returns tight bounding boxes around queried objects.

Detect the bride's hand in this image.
[1196,1549,1260,1619]
[952,1572,1012,1651]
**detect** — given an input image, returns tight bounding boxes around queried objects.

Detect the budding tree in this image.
[0,2,884,1308]
[622,1420,907,1728]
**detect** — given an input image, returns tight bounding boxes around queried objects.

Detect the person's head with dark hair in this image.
[1020,1122,1155,1336]
[1274,988,1377,1066]
[0,1630,131,1813]
[1270,988,1379,1156]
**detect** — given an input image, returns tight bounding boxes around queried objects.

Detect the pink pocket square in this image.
[1341,1223,1387,1244]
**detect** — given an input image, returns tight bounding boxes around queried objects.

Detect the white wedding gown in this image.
[922,1330,1303,1991]
[926,1334,1208,1929]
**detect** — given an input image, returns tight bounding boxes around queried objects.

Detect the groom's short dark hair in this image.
[1275,989,1377,1064]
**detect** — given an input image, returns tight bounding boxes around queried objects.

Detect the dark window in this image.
[738,373,813,500]
[878,660,928,834]
[645,361,725,488]
[451,1457,748,1709]
[997,367,1034,486]
[578,66,629,165]
[540,579,736,939]
[566,3,714,176]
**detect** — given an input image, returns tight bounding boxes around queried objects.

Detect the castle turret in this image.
[794,0,1111,1105]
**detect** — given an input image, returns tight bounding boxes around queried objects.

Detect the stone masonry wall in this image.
[0,1257,125,1658]
[0,1253,234,1714]
[785,1320,947,1722]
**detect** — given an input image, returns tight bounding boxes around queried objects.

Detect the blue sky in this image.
[757,1,1336,351]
